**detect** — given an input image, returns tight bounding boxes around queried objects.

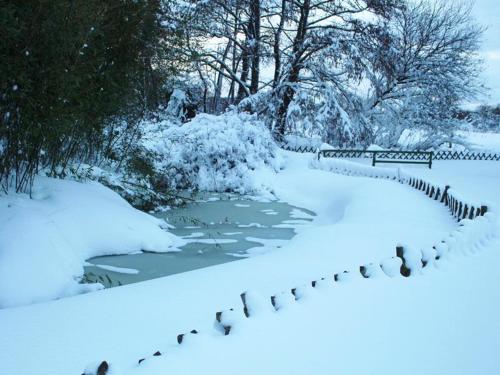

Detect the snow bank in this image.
[281,134,330,152]
[313,157,492,223]
[312,156,497,272]
[142,112,282,195]
[457,130,500,153]
[311,157,398,180]
[0,177,183,308]
[2,153,497,375]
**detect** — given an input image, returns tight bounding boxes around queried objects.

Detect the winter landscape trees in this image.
[1,2,500,374]
[0,0,493,196]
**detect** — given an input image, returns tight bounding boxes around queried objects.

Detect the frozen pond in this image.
[83,194,315,288]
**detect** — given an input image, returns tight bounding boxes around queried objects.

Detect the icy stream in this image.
[83,193,315,287]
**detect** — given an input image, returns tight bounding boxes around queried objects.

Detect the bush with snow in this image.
[142,112,282,194]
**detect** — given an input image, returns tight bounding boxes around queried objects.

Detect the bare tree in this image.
[362,0,484,146]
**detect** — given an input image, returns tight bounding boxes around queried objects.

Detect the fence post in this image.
[441,185,450,205]
[429,152,433,169]
[372,152,376,167]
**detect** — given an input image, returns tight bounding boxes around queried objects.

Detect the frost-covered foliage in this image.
[141,112,282,194]
[60,164,177,212]
[60,112,181,211]
[370,95,464,150]
[459,105,500,132]
[62,98,282,208]
[363,0,483,149]
[286,86,370,147]
[239,86,370,148]
[165,89,189,120]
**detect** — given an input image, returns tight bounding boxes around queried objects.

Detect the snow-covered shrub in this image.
[64,164,178,212]
[142,112,282,194]
[164,88,199,122]
[165,88,189,119]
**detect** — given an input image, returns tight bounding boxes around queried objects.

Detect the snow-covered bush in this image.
[142,112,282,194]
[64,163,178,212]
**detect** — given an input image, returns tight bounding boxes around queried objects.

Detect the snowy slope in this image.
[0,177,183,308]
[0,152,478,375]
[114,246,500,375]
[457,130,500,153]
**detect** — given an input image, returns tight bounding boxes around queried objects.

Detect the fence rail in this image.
[433,150,500,161]
[280,144,318,153]
[318,149,433,168]
[317,149,500,162]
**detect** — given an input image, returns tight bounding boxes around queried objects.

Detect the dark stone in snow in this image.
[97,361,109,375]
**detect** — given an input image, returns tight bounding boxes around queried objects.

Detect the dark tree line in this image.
[0,0,184,193]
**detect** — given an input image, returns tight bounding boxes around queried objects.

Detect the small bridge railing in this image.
[318,149,434,169]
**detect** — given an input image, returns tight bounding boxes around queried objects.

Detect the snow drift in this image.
[0,177,183,308]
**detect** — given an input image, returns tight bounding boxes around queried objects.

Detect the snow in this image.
[457,130,500,152]
[92,265,140,275]
[282,134,326,151]
[0,177,183,308]
[141,112,283,195]
[0,151,499,375]
[184,238,238,245]
[366,143,385,151]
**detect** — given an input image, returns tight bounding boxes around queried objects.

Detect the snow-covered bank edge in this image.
[0,114,283,309]
[311,158,492,220]
[82,157,497,374]
[0,177,185,308]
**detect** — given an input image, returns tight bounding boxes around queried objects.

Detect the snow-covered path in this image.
[1,153,497,375]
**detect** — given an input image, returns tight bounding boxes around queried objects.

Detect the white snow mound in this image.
[0,177,183,308]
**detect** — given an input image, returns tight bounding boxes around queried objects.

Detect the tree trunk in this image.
[236,47,250,102]
[249,0,261,94]
[273,0,287,88]
[275,0,310,138]
[213,40,232,113]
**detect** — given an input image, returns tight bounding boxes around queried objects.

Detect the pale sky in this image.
[473,0,500,105]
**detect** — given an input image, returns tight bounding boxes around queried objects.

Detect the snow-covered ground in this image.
[0,177,183,308]
[458,130,500,152]
[1,151,498,375]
